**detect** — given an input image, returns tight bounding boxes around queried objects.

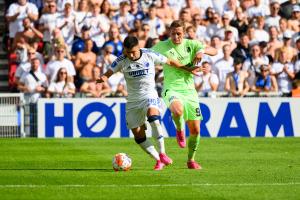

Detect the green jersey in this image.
[152,39,205,90]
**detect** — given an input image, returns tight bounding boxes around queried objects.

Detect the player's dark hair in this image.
[169,20,186,32]
[123,36,139,49]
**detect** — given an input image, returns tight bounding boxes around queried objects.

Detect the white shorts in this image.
[126,97,162,129]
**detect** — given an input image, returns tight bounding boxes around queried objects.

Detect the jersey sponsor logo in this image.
[128,69,149,77]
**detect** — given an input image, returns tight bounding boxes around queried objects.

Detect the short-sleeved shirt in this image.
[110,48,167,102]
[152,39,205,91]
[6,2,39,38]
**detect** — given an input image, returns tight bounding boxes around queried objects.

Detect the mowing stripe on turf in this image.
[0,183,299,188]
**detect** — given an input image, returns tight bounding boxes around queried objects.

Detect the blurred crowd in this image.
[3,0,300,103]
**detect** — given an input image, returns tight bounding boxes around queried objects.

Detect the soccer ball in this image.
[112,153,132,171]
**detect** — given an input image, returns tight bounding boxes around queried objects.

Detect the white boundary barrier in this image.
[0,93,25,137]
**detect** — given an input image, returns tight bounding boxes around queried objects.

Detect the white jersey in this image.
[110,48,168,103]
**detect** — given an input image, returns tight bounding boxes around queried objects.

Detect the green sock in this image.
[172,114,184,131]
[188,134,200,161]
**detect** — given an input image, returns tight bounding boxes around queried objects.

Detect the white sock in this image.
[138,138,160,160]
[150,120,165,154]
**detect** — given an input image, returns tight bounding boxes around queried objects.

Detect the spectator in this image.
[74,39,97,88]
[247,26,259,45]
[71,25,99,56]
[291,79,300,97]
[45,45,76,83]
[203,7,215,26]
[213,44,234,91]
[223,28,237,51]
[278,18,290,40]
[56,0,77,13]
[231,33,251,61]
[183,0,201,17]
[18,58,48,103]
[112,1,135,39]
[287,5,300,33]
[265,0,281,29]
[130,0,146,21]
[194,61,219,96]
[85,3,109,48]
[267,26,283,59]
[15,47,43,86]
[156,0,176,24]
[96,43,117,75]
[75,0,91,35]
[216,13,239,42]
[80,66,111,97]
[192,13,207,42]
[259,41,274,65]
[271,49,296,93]
[225,58,249,97]
[208,36,224,65]
[243,43,269,87]
[275,30,297,62]
[206,12,221,39]
[39,1,60,61]
[143,4,166,38]
[12,17,43,52]
[100,0,114,20]
[46,67,76,98]
[186,26,197,40]
[230,6,249,36]
[252,64,278,92]
[279,0,299,19]
[246,0,270,19]
[222,0,239,20]
[6,0,39,49]
[178,8,193,26]
[103,24,123,57]
[56,3,77,51]
[254,16,270,42]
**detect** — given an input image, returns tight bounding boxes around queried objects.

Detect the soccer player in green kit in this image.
[152,20,217,169]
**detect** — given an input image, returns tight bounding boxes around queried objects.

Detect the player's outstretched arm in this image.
[166,59,185,68]
[96,69,114,83]
[166,58,202,75]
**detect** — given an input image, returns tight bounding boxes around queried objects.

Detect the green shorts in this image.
[162,89,203,121]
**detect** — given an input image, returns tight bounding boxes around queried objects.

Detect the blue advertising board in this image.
[37,98,300,138]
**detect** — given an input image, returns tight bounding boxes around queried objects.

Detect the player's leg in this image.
[131,125,164,170]
[184,91,203,169]
[147,107,173,165]
[169,100,186,148]
[186,120,202,170]
[162,90,186,148]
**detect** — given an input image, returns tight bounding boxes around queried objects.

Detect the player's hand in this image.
[190,66,202,76]
[193,52,203,65]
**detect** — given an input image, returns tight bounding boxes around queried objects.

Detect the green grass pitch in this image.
[0,138,299,200]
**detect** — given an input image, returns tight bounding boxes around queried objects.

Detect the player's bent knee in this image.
[134,136,146,144]
[147,115,161,123]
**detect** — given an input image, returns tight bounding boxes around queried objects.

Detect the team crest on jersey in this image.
[187,47,191,53]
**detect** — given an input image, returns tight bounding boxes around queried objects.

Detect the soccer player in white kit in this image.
[97,36,188,170]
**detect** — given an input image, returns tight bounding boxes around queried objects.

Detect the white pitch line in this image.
[0,183,300,188]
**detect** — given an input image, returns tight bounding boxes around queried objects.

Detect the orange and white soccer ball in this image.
[112,153,132,171]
